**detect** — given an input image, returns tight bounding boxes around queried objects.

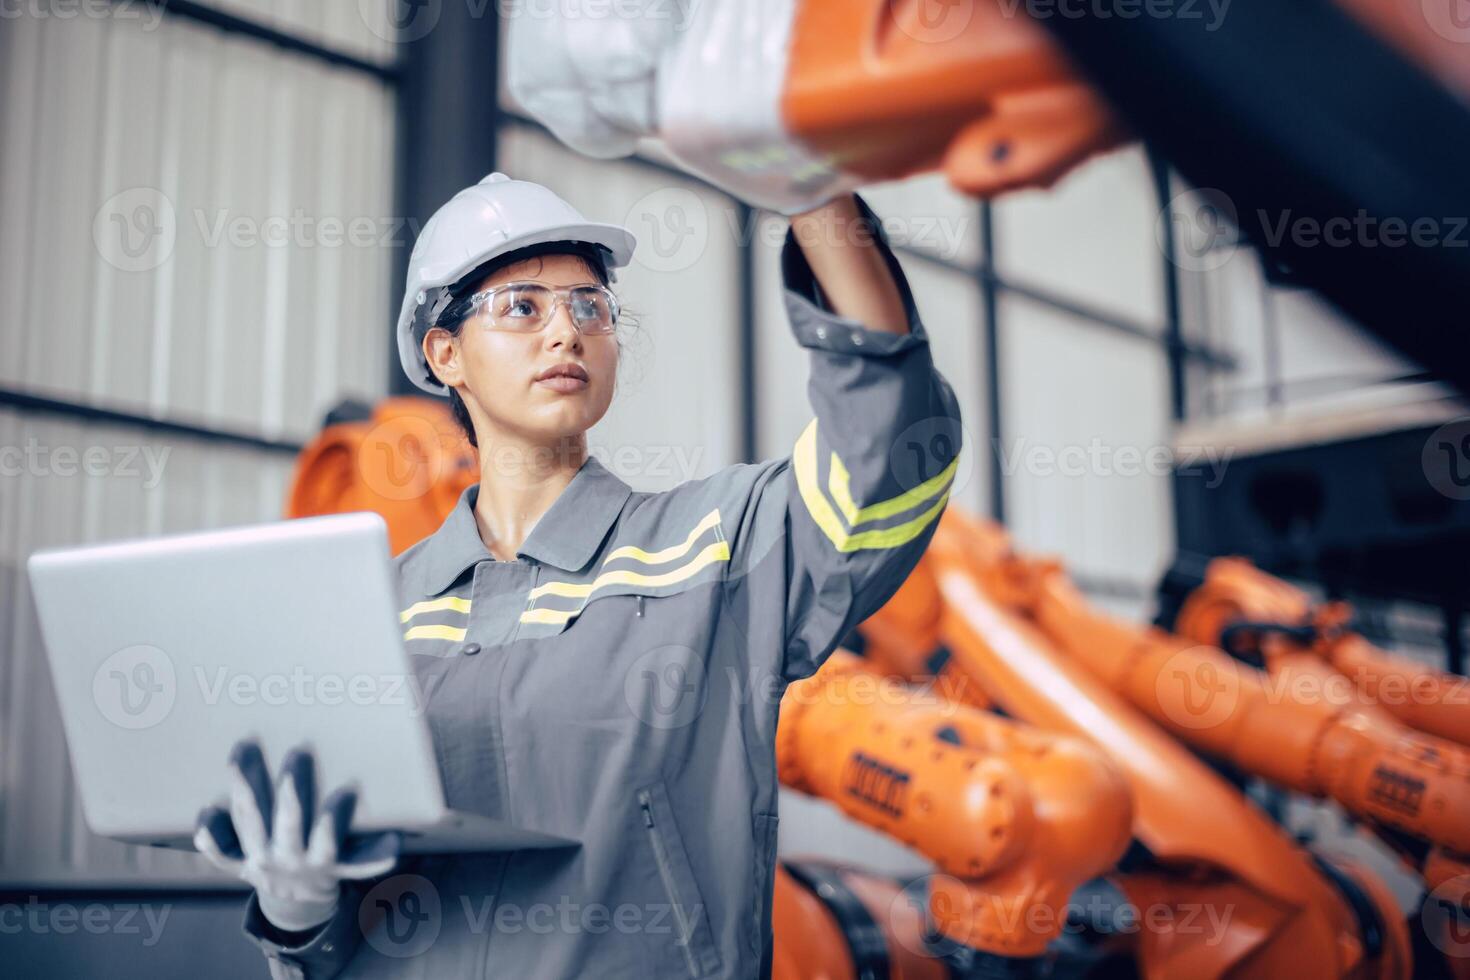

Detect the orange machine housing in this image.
[286,397,477,554]
[782,0,1121,197]
[778,650,1133,958]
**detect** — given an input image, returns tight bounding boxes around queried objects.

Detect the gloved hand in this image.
[194,740,401,934]
[506,0,857,214]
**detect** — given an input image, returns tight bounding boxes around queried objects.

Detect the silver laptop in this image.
[27,512,575,855]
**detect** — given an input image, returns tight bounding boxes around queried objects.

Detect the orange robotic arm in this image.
[1325,627,1470,750]
[856,557,995,713]
[920,508,1412,979]
[1174,557,1470,749]
[1023,557,1470,859]
[777,650,1133,960]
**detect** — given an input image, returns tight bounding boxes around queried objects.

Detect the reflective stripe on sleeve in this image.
[793,419,952,553]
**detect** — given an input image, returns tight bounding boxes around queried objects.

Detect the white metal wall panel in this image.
[200,0,397,65]
[211,38,277,431]
[157,19,225,422]
[315,1,399,64]
[998,292,1174,589]
[3,419,88,880]
[0,411,19,732]
[992,146,1165,330]
[0,15,44,389]
[0,408,34,873]
[0,7,393,886]
[498,124,743,490]
[1,413,295,884]
[330,79,396,418]
[92,15,172,413]
[17,13,111,399]
[1,12,395,434]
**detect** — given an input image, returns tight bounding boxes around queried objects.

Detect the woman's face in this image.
[425,253,619,451]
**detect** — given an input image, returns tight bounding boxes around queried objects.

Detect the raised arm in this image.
[725,192,965,683]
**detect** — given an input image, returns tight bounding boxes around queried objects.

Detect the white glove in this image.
[506,0,857,214]
[506,0,674,159]
[194,740,401,934]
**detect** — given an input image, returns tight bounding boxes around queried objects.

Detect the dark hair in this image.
[427,241,614,448]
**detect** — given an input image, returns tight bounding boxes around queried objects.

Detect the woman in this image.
[195,172,963,979]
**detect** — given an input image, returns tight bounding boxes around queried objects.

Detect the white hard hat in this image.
[396,172,638,393]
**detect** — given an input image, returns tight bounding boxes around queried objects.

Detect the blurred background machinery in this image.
[2,0,1469,976]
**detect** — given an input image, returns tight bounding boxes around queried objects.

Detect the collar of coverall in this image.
[420,455,633,592]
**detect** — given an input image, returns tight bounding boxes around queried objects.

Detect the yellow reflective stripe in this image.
[400,596,473,623]
[403,624,468,642]
[794,419,949,553]
[840,491,950,550]
[529,510,725,601]
[584,541,729,592]
[530,579,597,601]
[521,607,576,626]
[828,449,956,526]
[603,509,723,566]
[520,541,731,624]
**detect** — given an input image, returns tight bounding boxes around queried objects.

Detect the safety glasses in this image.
[463,281,620,335]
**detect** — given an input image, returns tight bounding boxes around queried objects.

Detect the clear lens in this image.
[491,284,552,327]
[477,282,618,334]
[568,286,616,333]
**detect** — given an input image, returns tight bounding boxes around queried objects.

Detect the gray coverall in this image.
[241,194,964,979]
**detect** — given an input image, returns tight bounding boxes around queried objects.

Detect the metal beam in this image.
[889,233,1236,371]
[0,387,304,454]
[736,203,757,463]
[390,0,502,394]
[979,202,1006,524]
[1150,151,1188,420]
[141,0,398,82]
[986,269,1235,371]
